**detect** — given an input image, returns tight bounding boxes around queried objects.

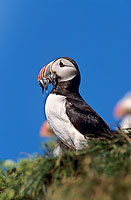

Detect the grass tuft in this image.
[0,133,131,200]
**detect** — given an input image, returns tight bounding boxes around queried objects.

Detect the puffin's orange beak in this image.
[38,64,48,82]
[114,104,124,119]
[38,63,57,95]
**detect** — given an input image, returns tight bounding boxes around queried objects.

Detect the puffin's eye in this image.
[60,61,65,67]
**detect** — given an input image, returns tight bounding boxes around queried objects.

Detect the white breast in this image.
[120,114,131,133]
[45,94,87,150]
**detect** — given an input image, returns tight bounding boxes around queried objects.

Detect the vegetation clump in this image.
[0,133,131,200]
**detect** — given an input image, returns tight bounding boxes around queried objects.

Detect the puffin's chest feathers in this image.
[45,94,66,119]
[45,94,87,150]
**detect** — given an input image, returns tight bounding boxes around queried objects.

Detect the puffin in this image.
[38,57,113,150]
[40,120,54,138]
[114,92,131,134]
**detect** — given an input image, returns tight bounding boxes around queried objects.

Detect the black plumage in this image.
[51,72,113,140]
[66,94,112,138]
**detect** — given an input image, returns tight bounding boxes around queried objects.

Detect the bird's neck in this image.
[51,74,80,95]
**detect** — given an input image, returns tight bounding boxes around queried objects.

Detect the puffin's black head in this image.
[38,57,80,94]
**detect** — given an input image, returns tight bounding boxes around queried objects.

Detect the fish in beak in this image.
[38,62,57,95]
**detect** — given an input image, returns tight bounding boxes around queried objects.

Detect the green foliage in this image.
[0,135,131,200]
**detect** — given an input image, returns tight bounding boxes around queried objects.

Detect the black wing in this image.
[66,93,112,139]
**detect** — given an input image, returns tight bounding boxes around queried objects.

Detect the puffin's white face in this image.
[38,57,79,94]
[52,58,79,82]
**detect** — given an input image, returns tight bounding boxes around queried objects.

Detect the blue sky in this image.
[0,0,131,160]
